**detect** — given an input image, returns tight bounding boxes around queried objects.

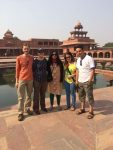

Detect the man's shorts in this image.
[78,81,94,106]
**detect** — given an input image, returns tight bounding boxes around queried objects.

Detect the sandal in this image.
[77,109,85,115]
[87,112,94,119]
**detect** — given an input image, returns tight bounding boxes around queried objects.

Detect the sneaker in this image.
[18,114,24,121]
[70,107,76,111]
[41,108,48,112]
[26,109,33,115]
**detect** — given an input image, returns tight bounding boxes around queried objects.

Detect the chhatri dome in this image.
[4,29,13,38]
[74,21,83,30]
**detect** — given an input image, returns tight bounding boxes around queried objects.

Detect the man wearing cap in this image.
[32,48,49,114]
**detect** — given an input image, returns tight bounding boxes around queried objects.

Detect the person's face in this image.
[22,46,30,55]
[76,48,84,57]
[52,52,57,59]
[38,52,44,58]
[65,54,71,62]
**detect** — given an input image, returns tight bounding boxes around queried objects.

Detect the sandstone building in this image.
[0,30,62,56]
[61,22,97,54]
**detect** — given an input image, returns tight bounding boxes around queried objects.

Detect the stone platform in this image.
[0,87,113,150]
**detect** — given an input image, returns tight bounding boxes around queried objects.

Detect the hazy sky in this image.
[0,0,113,46]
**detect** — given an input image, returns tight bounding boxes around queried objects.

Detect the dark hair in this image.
[37,48,44,53]
[75,45,83,50]
[47,51,64,82]
[64,52,75,65]
[48,51,62,66]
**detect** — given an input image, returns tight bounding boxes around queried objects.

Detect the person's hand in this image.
[15,82,19,88]
[76,83,79,93]
[68,75,72,79]
[88,80,92,85]
[76,81,78,85]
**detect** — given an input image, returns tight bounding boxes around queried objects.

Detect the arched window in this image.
[99,52,103,58]
[93,52,97,58]
[105,52,110,58]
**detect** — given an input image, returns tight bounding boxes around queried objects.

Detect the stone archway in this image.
[99,52,103,58]
[105,52,110,58]
[93,52,97,58]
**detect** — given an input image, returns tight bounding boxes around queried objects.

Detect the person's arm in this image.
[89,68,95,83]
[15,78,19,88]
[32,59,36,73]
[47,61,53,82]
[15,57,20,88]
[76,69,79,84]
[32,59,37,80]
[88,57,95,83]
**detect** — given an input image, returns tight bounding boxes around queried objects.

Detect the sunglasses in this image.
[66,56,70,59]
[76,50,81,53]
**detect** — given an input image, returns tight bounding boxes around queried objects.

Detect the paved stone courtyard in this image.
[0,87,113,150]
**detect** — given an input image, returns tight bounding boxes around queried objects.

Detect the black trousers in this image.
[33,80,47,112]
[50,93,61,106]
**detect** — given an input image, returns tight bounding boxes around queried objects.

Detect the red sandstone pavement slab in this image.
[96,127,113,150]
[93,87,113,149]
[0,87,113,150]
[0,137,8,150]
[6,124,31,150]
[0,117,8,137]
[56,110,96,150]
[23,113,88,150]
[31,138,87,150]
[104,147,113,150]
[95,115,113,133]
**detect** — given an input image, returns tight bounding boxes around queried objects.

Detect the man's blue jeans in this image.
[64,81,76,108]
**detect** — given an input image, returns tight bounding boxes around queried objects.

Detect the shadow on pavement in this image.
[94,99,113,115]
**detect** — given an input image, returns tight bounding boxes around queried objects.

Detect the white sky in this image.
[0,0,113,46]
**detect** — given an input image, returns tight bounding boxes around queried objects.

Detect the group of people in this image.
[16,43,95,121]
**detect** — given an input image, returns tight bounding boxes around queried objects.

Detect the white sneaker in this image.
[70,106,75,111]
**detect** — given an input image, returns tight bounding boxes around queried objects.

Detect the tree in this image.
[103,42,113,47]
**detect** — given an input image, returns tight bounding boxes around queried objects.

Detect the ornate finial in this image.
[74,21,83,30]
